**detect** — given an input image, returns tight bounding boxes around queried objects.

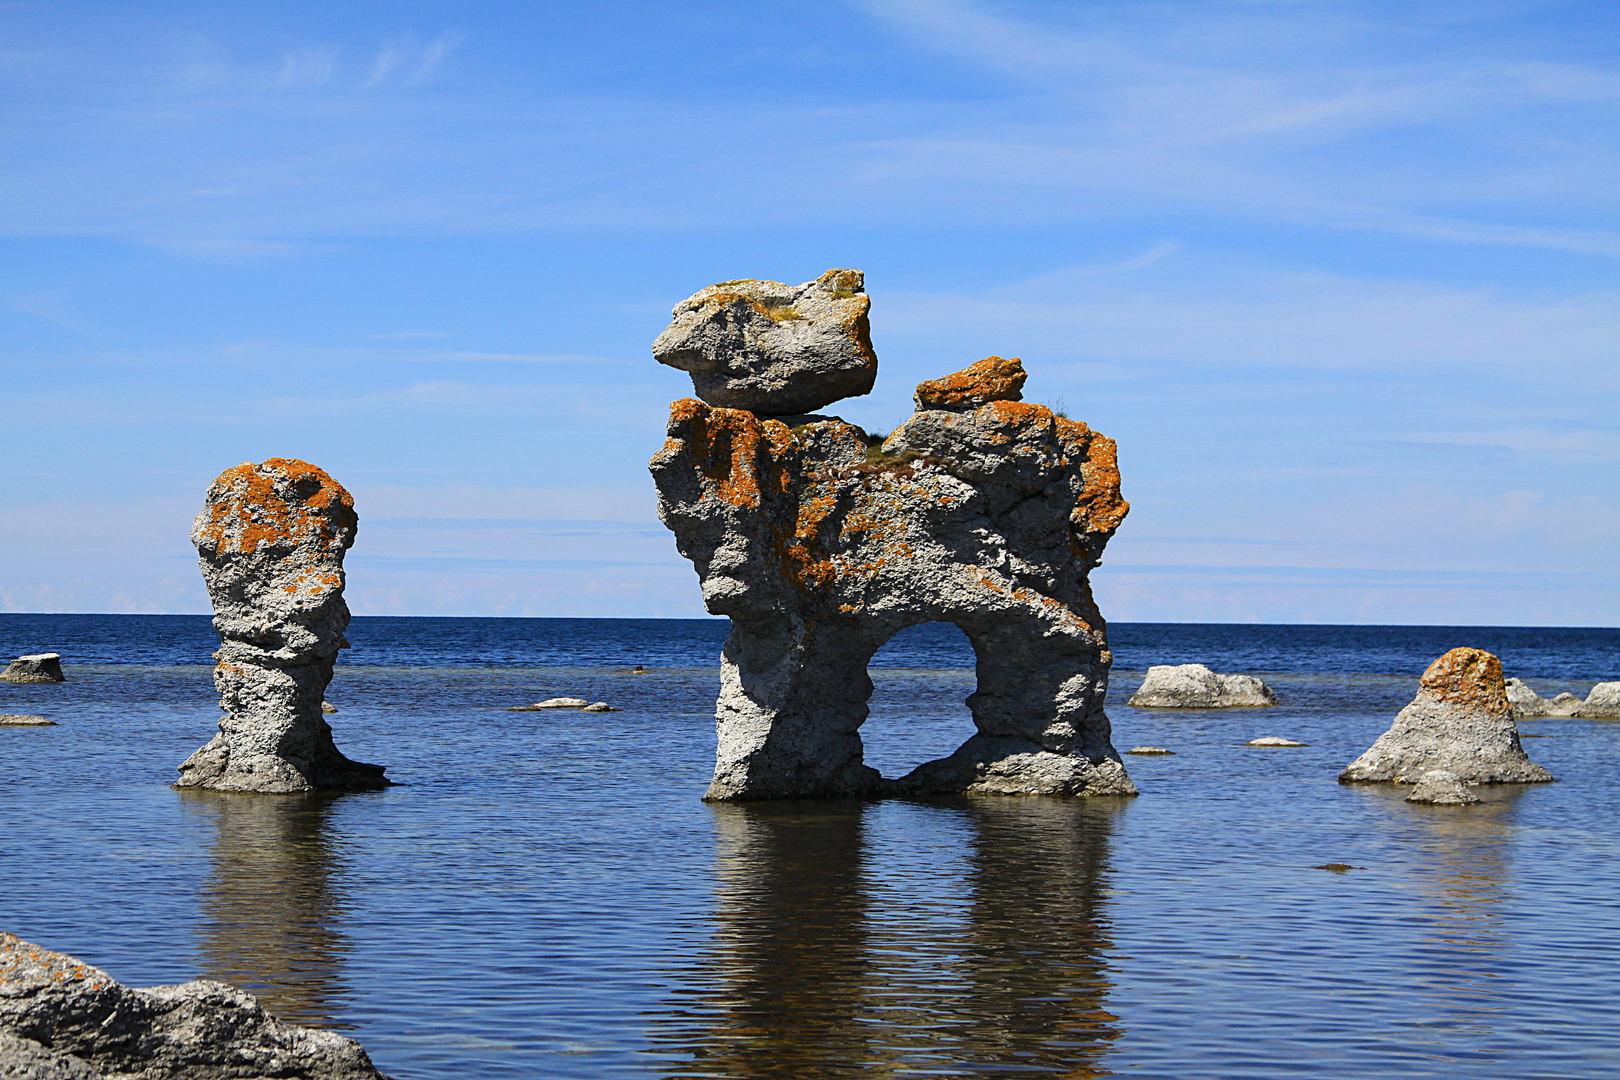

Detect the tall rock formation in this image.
[1339,647,1552,785]
[651,272,1135,801]
[176,458,387,793]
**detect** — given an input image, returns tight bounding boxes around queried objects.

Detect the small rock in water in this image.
[508,697,591,711]
[2,653,64,684]
[1126,746,1175,755]
[1314,863,1363,872]
[1245,736,1306,747]
[1129,664,1277,708]
[322,700,338,713]
[0,714,54,726]
[581,702,620,713]
[1406,769,1483,805]
[1577,681,1620,719]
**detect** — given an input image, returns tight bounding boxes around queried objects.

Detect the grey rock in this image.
[2,655,63,685]
[652,269,876,415]
[0,716,53,727]
[581,702,619,713]
[1405,769,1482,805]
[1340,647,1552,785]
[651,352,1136,801]
[1125,746,1174,755]
[1576,681,1620,719]
[1128,664,1278,708]
[320,701,337,714]
[1504,677,1579,717]
[0,933,387,1080]
[1244,736,1305,747]
[176,459,387,794]
[507,697,589,711]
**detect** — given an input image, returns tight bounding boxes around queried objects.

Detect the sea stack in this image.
[651,271,1135,801]
[2,653,65,683]
[176,458,387,793]
[1339,647,1551,786]
[1127,664,1278,708]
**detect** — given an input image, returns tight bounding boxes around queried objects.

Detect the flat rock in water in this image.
[1577,681,1620,718]
[322,700,338,713]
[509,697,590,711]
[1340,647,1552,785]
[581,702,619,712]
[1406,769,1482,805]
[1245,736,1305,747]
[0,714,53,726]
[2,653,64,684]
[1129,664,1277,708]
[1126,746,1175,755]
[0,932,388,1080]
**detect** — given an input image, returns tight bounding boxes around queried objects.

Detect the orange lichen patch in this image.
[915,356,1027,411]
[667,400,795,510]
[1072,432,1129,535]
[197,458,357,557]
[1420,648,1509,713]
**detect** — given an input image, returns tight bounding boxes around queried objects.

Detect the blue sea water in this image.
[2,615,1618,1079]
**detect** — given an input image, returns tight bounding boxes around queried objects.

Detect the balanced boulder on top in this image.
[1339,647,1551,785]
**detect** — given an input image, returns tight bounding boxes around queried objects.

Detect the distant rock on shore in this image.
[0,932,389,1080]
[1340,647,1552,785]
[1128,664,1278,708]
[2,653,64,684]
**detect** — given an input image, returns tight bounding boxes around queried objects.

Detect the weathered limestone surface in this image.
[652,340,1135,800]
[1340,648,1552,785]
[652,269,876,415]
[1127,664,1278,708]
[1504,677,1580,718]
[2,654,64,684]
[1577,681,1620,718]
[1405,769,1482,805]
[176,459,386,793]
[0,933,387,1080]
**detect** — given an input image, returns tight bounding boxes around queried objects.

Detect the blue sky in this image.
[2,0,1615,624]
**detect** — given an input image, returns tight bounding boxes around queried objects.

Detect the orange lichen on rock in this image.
[1420,647,1509,713]
[195,458,357,557]
[914,356,1027,411]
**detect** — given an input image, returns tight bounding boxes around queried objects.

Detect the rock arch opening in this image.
[860,622,978,781]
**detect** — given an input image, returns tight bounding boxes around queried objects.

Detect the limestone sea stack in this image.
[652,277,1135,801]
[1339,647,1552,785]
[1128,664,1278,708]
[2,653,64,683]
[0,932,387,1080]
[652,269,876,415]
[176,458,387,793]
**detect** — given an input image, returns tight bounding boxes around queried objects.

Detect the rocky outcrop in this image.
[1339,647,1552,785]
[1405,769,1481,805]
[652,287,1135,800]
[1127,664,1277,708]
[652,269,876,415]
[1504,677,1580,717]
[1576,681,1620,718]
[176,459,387,793]
[2,654,64,684]
[0,933,387,1080]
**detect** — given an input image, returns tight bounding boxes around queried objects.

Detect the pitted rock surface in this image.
[0,933,387,1080]
[913,355,1027,411]
[652,269,876,415]
[2,655,64,684]
[1405,769,1481,805]
[1127,664,1278,708]
[176,459,386,793]
[651,354,1135,801]
[1339,647,1552,785]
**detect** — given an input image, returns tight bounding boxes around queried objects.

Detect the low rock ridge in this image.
[652,285,1135,800]
[3,654,64,684]
[1127,664,1278,708]
[0,932,388,1080]
[176,459,387,793]
[1340,647,1552,785]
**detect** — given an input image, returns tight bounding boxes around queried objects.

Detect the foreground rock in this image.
[1128,664,1278,708]
[1505,677,1580,718]
[1405,769,1482,805]
[2,654,64,684]
[1340,647,1552,785]
[1576,681,1620,718]
[0,933,387,1080]
[652,269,876,415]
[652,329,1135,800]
[176,459,387,793]
[0,714,53,726]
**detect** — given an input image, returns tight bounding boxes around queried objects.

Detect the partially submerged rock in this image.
[652,269,876,415]
[176,459,387,793]
[1406,769,1482,805]
[1128,664,1278,708]
[1126,746,1174,755]
[1339,647,1552,785]
[581,702,619,713]
[1245,736,1305,747]
[652,336,1135,800]
[0,714,53,726]
[0,932,387,1080]
[507,697,590,711]
[2,654,64,684]
[1505,677,1579,717]
[1576,681,1620,719]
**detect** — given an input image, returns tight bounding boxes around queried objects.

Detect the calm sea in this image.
[2,615,1618,1079]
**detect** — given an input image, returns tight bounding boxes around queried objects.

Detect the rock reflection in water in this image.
[650,798,1121,1078]
[177,790,353,1029]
